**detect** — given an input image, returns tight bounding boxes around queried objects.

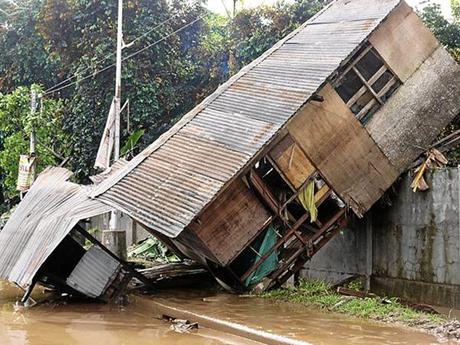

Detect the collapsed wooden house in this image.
[89,0,460,290]
[0,0,459,297]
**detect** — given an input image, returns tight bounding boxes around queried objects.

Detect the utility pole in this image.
[103,0,126,260]
[30,90,37,159]
[108,0,123,231]
[114,0,122,162]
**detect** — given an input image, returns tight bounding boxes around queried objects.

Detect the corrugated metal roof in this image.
[67,245,121,298]
[92,0,402,238]
[0,167,113,288]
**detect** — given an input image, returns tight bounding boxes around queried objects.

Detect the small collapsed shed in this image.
[0,0,459,296]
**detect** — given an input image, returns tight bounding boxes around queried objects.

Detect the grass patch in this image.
[261,279,444,326]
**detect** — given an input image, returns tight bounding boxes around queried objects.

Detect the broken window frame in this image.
[333,43,401,124]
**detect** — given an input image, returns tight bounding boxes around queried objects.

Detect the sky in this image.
[206,0,453,20]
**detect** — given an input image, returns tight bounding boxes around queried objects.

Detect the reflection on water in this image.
[0,281,451,345]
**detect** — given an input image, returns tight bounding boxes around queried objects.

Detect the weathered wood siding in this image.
[189,178,271,266]
[269,135,316,189]
[288,84,399,216]
[369,2,439,82]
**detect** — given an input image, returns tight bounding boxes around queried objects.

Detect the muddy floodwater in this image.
[0,281,453,345]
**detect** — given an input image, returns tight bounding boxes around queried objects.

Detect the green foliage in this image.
[452,0,460,24]
[262,279,444,325]
[0,85,69,198]
[0,0,327,186]
[0,0,60,92]
[420,3,460,60]
[121,128,145,157]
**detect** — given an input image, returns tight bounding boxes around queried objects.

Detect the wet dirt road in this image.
[0,281,452,345]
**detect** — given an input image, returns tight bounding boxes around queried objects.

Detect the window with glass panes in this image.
[333,44,401,125]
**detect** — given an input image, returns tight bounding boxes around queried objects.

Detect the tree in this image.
[420,3,460,61]
[0,0,60,92]
[452,0,460,24]
[0,85,69,199]
[0,0,327,192]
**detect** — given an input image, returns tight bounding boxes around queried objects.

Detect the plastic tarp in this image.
[244,225,279,286]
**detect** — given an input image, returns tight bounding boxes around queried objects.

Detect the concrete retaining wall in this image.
[301,167,460,307]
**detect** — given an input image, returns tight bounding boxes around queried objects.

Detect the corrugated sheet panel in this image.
[0,168,113,288]
[93,0,401,238]
[67,246,121,298]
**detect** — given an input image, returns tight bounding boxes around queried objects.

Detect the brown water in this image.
[0,281,451,345]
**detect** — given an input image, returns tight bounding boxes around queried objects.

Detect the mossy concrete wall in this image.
[301,168,460,307]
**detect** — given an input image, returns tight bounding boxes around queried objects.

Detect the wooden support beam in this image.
[240,212,310,282]
[265,209,347,289]
[275,216,348,289]
[249,170,280,214]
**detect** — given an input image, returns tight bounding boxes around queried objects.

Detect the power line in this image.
[123,14,205,62]
[44,14,206,95]
[126,12,179,47]
[44,14,180,94]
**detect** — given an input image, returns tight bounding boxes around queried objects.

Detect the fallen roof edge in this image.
[0,167,114,288]
[89,0,340,199]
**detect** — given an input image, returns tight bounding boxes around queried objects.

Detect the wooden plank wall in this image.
[269,135,316,189]
[189,178,271,266]
[288,84,399,216]
[369,1,439,82]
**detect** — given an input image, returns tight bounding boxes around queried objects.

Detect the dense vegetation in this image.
[0,0,459,211]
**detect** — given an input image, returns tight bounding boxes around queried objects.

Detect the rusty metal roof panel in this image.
[0,168,113,288]
[92,0,401,237]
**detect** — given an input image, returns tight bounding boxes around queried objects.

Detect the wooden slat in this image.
[267,208,347,284]
[377,77,397,98]
[346,65,387,107]
[271,214,347,290]
[352,66,383,105]
[346,85,367,107]
[356,98,378,120]
[368,65,388,85]
[314,185,330,204]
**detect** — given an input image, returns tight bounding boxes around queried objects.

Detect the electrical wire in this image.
[44,14,205,95]
[44,13,181,94]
